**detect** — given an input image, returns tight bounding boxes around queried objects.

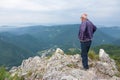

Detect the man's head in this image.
[80,13,87,22]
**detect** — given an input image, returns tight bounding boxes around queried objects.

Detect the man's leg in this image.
[81,42,89,69]
[86,41,91,53]
[81,41,91,69]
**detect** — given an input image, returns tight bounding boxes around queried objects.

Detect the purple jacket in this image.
[78,19,97,42]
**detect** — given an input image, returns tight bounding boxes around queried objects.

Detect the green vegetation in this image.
[66,63,78,68]
[0,66,24,80]
[111,56,120,72]
[0,66,10,80]
[88,50,99,61]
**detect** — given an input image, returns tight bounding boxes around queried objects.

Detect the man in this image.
[78,13,97,70]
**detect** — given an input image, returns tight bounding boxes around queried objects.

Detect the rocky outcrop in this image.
[10,48,120,80]
[96,49,118,77]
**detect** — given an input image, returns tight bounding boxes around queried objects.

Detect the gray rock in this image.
[95,62,118,77]
[97,49,119,76]
[99,49,111,62]
[10,48,120,80]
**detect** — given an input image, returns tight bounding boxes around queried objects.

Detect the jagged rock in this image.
[20,56,41,72]
[61,75,78,80]
[10,48,120,80]
[97,49,119,76]
[95,62,118,77]
[99,49,111,62]
[55,48,64,55]
[9,66,19,77]
[40,48,55,58]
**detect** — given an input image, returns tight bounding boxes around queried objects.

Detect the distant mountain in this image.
[0,24,120,52]
[99,27,120,39]
[0,24,120,67]
[0,32,46,53]
[113,39,120,46]
[0,39,33,67]
[92,44,120,56]
[92,29,115,46]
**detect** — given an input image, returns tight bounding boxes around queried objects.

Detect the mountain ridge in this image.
[0,39,33,67]
[0,24,120,67]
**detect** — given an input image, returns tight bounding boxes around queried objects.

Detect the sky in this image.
[0,0,120,27]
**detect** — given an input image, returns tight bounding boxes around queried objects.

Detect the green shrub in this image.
[0,66,11,80]
[0,66,24,80]
[88,50,99,61]
[111,56,120,72]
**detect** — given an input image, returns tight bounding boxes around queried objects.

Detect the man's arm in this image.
[81,22,87,32]
[93,24,97,33]
[78,22,87,40]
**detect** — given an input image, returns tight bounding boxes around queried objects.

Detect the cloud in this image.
[0,0,120,26]
[0,0,71,11]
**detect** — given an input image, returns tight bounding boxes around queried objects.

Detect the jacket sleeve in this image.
[79,22,87,40]
[93,24,97,33]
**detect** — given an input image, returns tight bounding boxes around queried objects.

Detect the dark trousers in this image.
[81,41,91,69]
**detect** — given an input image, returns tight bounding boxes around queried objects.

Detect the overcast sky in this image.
[0,0,120,26]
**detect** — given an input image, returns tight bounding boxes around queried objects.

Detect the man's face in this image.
[80,17,84,22]
[80,17,86,22]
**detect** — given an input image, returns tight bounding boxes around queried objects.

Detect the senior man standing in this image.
[78,13,97,70]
